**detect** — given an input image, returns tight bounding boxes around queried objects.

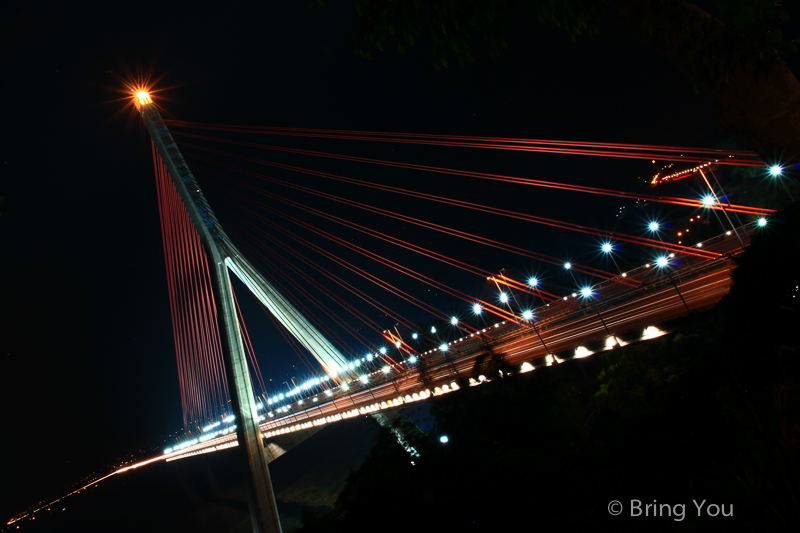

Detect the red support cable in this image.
[189,153,719,263]
[163,121,764,165]
[173,133,772,216]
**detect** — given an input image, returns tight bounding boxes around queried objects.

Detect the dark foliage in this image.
[311,0,797,73]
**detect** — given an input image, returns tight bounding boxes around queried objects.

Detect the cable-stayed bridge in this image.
[132,90,782,532]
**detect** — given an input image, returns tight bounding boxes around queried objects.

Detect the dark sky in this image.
[1,0,755,520]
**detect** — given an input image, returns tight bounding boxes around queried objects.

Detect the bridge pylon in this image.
[138,94,281,533]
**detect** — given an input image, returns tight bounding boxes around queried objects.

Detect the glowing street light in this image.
[701,195,716,206]
[758,217,767,227]
[655,256,690,313]
[522,310,534,320]
[648,221,660,232]
[450,316,458,326]
[579,285,619,347]
[698,167,748,246]
[499,292,509,304]
[431,326,437,334]
[472,303,482,315]
[600,240,624,275]
[563,262,572,270]
[767,165,796,201]
[380,347,387,354]
[412,332,418,340]
[439,343,448,352]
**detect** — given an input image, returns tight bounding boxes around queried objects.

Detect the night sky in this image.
[1,0,763,520]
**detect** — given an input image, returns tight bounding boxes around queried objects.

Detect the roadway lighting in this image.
[522,310,534,320]
[382,366,391,373]
[499,292,509,303]
[439,436,449,444]
[367,354,373,361]
[412,332,418,340]
[648,221,660,232]
[439,343,449,352]
[701,195,715,206]
[528,277,539,287]
[395,340,401,348]
[431,326,437,334]
[472,303,482,315]
[580,285,620,347]
[359,375,368,383]
[758,217,767,227]
[408,356,417,364]
[380,347,387,354]
[770,165,783,176]
[563,262,572,270]
[450,316,458,325]
[655,254,691,313]
[601,243,613,253]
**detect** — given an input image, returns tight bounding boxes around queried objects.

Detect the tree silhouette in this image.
[317,0,800,172]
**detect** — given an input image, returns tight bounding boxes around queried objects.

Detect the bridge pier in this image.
[141,102,282,533]
[212,259,282,533]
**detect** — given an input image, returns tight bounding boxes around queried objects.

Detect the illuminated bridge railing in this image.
[163,224,753,461]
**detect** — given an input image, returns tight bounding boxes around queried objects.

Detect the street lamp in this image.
[522,309,550,355]
[655,256,690,314]
[698,168,746,246]
[767,164,796,202]
[600,241,624,276]
[579,286,620,348]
